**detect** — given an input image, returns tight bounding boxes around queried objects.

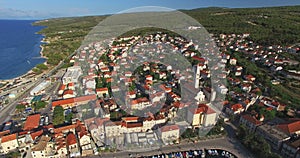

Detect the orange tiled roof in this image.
[241,114,262,125]
[30,130,43,140]
[277,120,300,135]
[59,84,66,90]
[1,133,17,143]
[96,88,108,92]
[52,94,97,107]
[122,117,139,122]
[160,125,179,132]
[231,104,244,112]
[206,107,216,114]
[63,89,74,95]
[54,124,76,134]
[66,132,77,146]
[24,114,41,131]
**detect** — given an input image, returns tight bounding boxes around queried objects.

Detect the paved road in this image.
[0,59,67,124]
[0,78,42,124]
[95,136,254,158]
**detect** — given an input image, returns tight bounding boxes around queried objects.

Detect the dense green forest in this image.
[34,6,300,66]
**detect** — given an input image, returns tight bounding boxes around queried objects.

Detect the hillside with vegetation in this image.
[34,5,300,66]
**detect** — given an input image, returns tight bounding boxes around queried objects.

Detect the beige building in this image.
[239,114,262,133]
[203,107,217,127]
[187,104,217,127]
[104,121,122,137]
[31,136,53,158]
[96,88,109,97]
[159,125,180,145]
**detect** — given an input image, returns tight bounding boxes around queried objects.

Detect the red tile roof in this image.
[96,87,108,92]
[160,125,180,132]
[0,130,10,137]
[192,56,206,62]
[206,107,216,114]
[24,114,40,131]
[52,94,97,107]
[63,89,74,95]
[241,114,262,125]
[1,133,17,143]
[66,132,77,146]
[52,98,75,107]
[230,104,244,112]
[59,84,66,91]
[122,122,143,128]
[30,130,43,140]
[122,117,139,122]
[277,120,300,135]
[54,124,76,134]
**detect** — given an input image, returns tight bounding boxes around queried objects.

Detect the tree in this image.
[34,101,47,110]
[65,112,73,123]
[53,106,65,126]
[16,104,26,111]
[6,151,20,158]
[36,63,48,70]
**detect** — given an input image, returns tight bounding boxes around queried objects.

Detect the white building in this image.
[30,80,51,96]
[0,133,18,154]
[62,66,82,85]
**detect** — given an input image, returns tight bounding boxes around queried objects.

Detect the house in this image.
[277,119,300,136]
[31,136,53,158]
[244,75,256,82]
[17,132,34,152]
[23,114,41,131]
[67,83,75,90]
[158,125,180,144]
[111,86,120,92]
[142,116,166,131]
[63,90,75,99]
[96,88,109,97]
[54,124,76,135]
[150,92,165,103]
[0,133,18,154]
[229,58,237,65]
[104,121,122,137]
[239,114,262,133]
[58,84,66,95]
[55,137,68,158]
[76,121,94,156]
[129,97,150,110]
[121,117,144,133]
[226,103,245,115]
[66,132,80,157]
[86,118,109,147]
[241,83,252,93]
[127,91,136,99]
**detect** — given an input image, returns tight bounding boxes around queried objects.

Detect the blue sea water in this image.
[0,20,46,80]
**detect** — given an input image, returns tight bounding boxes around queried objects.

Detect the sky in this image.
[0,0,299,19]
